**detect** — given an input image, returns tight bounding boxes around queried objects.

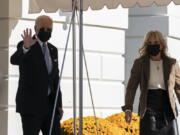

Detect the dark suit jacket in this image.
[122,54,180,118]
[10,40,62,116]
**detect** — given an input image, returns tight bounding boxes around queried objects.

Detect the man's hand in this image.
[21,28,37,49]
[58,108,63,120]
[125,110,132,124]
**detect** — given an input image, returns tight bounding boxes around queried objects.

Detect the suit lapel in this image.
[35,42,49,74]
[47,43,56,75]
[35,42,58,78]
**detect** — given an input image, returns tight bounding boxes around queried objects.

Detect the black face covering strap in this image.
[147,44,160,56]
[38,27,52,42]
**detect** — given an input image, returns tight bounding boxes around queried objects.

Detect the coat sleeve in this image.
[174,61,180,103]
[10,41,28,65]
[122,58,142,112]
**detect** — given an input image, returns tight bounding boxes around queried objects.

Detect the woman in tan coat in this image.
[122,30,180,135]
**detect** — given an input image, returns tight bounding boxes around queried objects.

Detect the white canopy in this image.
[29,0,180,13]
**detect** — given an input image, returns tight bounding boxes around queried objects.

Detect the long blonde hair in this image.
[139,30,168,57]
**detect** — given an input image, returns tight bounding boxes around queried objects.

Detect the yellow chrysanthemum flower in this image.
[61,116,125,135]
[61,112,140,135]
[106,112,140,135]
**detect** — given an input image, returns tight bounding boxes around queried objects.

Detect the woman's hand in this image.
[125,110,132,124]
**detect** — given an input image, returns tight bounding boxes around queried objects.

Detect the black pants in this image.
[140,89,179,135]
[20,112,61,135]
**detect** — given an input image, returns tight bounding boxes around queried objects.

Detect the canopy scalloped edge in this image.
[29,0,180,13]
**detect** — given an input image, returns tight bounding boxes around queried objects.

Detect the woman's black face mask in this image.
[37,27,52,42]
[147,44,161,56]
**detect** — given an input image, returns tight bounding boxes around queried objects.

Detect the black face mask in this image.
[147,44,161,56]
[37,27,52,42]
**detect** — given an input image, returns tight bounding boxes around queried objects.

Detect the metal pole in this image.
[79,0,83,134]
[72,0,77,135]
[48,0,78,134]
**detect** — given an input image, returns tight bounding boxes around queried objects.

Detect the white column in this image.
[0,0,11,134]
[0,0,22,134]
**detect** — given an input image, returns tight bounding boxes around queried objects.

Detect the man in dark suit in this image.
[10,15,63,135]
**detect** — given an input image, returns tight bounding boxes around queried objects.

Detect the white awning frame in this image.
[29,0,180,13]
